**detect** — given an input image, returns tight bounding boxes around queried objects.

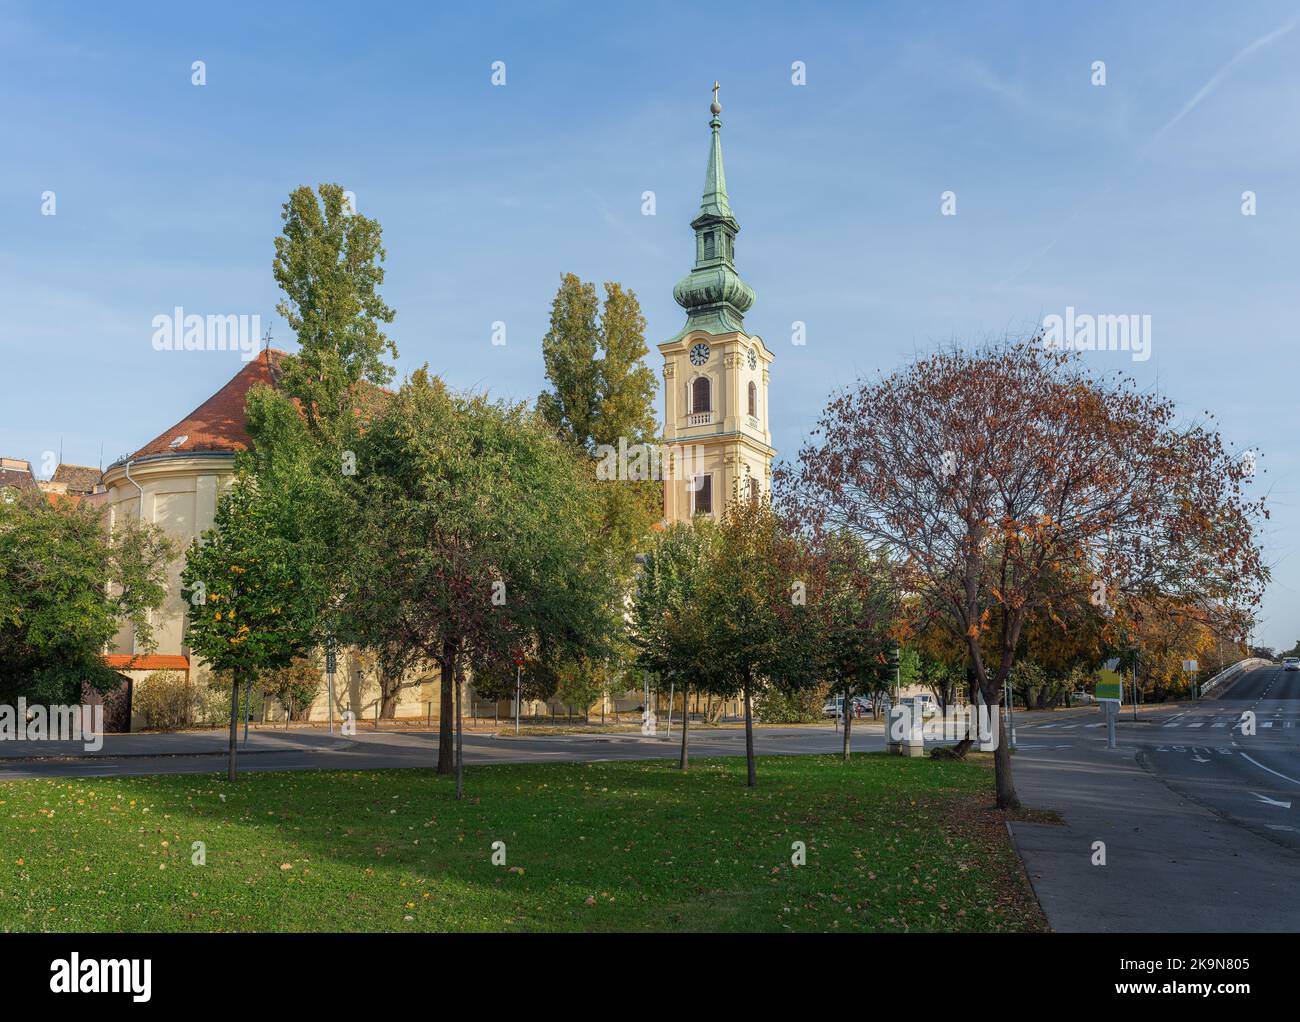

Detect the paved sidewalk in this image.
[1009,732,1300,932]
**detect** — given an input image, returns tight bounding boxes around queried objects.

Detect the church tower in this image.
[660,85,774,524]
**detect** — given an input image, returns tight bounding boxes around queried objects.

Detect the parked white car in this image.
[900,694,938,718]
[1283,657,1300,672]
[822,695,872,718]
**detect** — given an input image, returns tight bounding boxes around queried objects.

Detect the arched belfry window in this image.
[691,376,711,414]
[747,380,757,417]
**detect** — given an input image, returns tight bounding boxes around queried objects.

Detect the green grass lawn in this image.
[0,754,1045,932]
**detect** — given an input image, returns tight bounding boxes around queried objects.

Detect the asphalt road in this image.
[1137,663,1300,850]
[1009,665,1300,851]
[0,723,891,781]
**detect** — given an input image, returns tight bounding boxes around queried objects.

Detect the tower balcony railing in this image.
[687,412,713,426]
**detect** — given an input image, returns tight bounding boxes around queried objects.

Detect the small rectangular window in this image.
[692,474,713,515]
[703,232,715,259]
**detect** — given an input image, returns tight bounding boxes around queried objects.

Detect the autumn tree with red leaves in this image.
[781,342,1267,809]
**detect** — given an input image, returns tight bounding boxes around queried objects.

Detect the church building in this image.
[660,86,775,523]
[80,88,772,729]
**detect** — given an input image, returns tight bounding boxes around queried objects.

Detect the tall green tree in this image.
[538,275,661,557]
[593,282,658,450]
[264,181,399,706]
[0,492,173,704]
[537,274,601,451]
[272,182,397,443]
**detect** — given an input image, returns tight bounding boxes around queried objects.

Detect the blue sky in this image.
[1,1,1297,649]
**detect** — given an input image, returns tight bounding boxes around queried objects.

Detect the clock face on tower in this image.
[689,342,710,366]
[747,348,757,370]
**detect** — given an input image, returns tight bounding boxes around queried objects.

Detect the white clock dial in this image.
[747,348,757,370]
[689,342,710,366]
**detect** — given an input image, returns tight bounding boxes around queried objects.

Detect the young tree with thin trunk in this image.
[698,495,817,787]
[784,342,1267,808]
[799,530,900,761]
[629,521,717,769]
[181,477,325,781]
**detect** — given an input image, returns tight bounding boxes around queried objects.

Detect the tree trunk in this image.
[842,684,852,761]
[992,705,1019,809]
[678,685,690,770]
[454,661,464,800]
[987,683,1020,809]
[437,640,455,775]
[226,670,241,783]
[742,680,756,788]
[380,669,399,720]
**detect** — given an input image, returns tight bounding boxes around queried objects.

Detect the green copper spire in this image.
[671,82,755,339]
[699,81,734,221]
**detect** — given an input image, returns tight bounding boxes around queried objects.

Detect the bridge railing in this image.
[1199,657,1273,697]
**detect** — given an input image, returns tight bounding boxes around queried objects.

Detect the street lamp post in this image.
[1004,674,1016,750]
[514,656,523,735]
[326,631,337,736]
[1132,644,1139,722]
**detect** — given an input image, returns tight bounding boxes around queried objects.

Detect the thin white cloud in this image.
[1002,16,1298,287]
[1141,16,1299,157]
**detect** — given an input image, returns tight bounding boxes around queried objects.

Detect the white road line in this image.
[1187,722,1204,728]
[1240,753,1300,788]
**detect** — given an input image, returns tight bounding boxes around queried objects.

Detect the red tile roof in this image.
[103,654,190,671]
[122,349,284,463]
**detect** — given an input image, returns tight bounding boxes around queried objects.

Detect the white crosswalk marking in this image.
[1262,721,1274,728]
[1187,722,1204,728]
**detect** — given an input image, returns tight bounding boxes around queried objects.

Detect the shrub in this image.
[755,683,828,724]
[133,670,195,730]
[259,657,323,721]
